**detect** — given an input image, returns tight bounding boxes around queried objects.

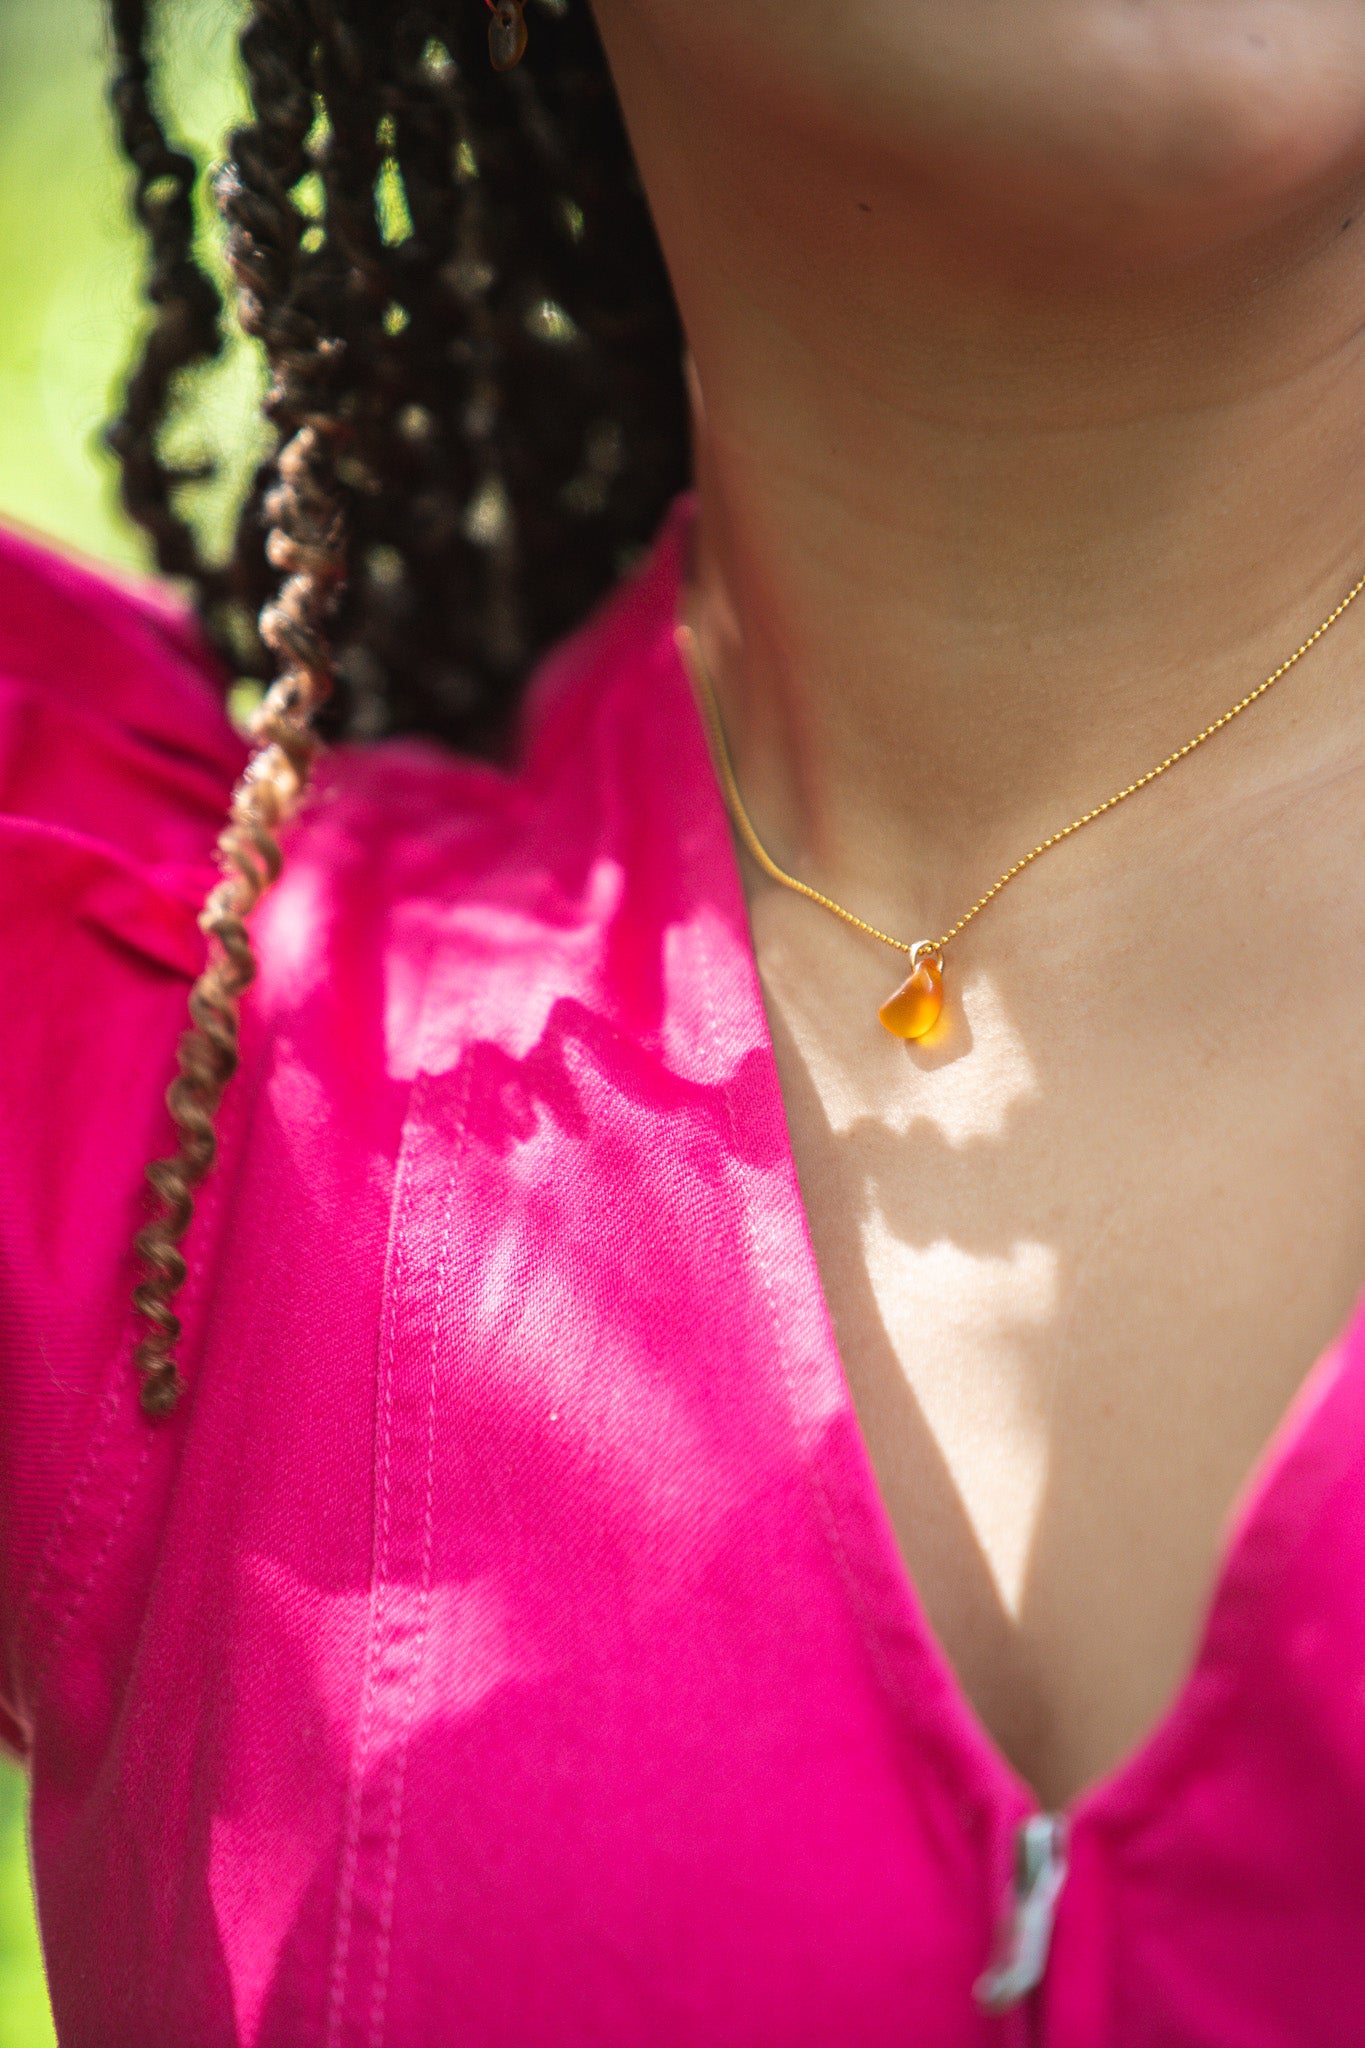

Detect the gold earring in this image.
[487,0,528,71]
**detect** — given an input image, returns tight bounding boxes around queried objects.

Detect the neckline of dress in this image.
[649,491,1365,1835]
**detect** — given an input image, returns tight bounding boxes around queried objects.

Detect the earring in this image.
[487,0,528,71]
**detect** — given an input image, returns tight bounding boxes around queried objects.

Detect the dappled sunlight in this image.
[860,1220,1060,1617]
[438,992,799,1608]
[885,970,1041,1146]
[661,902,746,1079]
[762,933,1042,1149]
[206,1549,368,2046]
[210,1555,533,2045]
[210,1803,320,2048]
[254,859,334,1008]
[386,854,633,1083]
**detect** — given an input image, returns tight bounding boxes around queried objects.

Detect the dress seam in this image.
[322,927,454,2048]
[323,1071,423,2048]
[16,1056,236,1731]
[364,1069,468,2048]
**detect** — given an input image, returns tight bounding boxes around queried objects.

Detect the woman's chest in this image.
[764,887,1365,1811]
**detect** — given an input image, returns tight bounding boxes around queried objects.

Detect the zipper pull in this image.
[974,1812,1069,2015]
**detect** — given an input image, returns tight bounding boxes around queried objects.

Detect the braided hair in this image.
[107,0,688,1414]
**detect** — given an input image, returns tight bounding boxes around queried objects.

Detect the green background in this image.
[0,3,247,2040]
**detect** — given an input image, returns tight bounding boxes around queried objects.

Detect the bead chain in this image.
[676,568,1365,964]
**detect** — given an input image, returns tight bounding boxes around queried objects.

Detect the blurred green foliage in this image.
[0,4,250,2041]
[0,0,255,567]
[0,1766,52,2048]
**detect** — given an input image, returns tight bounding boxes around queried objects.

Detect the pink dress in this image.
[2,503,1364,2047]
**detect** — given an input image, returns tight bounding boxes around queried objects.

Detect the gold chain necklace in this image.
[676,572,1365,1039]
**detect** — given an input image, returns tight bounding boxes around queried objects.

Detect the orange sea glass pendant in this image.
[878,948,944,1040]
[488,0,528,70]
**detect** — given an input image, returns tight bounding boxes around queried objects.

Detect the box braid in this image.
[105,0,235,653]
[109,0,688,1414]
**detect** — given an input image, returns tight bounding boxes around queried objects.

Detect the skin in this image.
[590,0,1365,1809]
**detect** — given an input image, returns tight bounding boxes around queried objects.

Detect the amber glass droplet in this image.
[878,956,944,1040]
[489,0,528,71]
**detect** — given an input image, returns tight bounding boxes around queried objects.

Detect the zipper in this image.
[973,1812,1069,2016]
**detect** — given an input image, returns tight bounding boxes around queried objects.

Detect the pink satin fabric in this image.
[3,506,1365,2046]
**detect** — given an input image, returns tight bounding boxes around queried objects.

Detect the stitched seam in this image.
[26,1436,154,1718]
[15,1085,235,1729]
[13,1359,126,1678]
[322,1124,411,2048]
[323,925,450,2048]
[363,1075,467,2048]
[14,1151,225,1673]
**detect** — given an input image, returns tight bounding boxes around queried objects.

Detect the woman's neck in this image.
[607,17,1365,928]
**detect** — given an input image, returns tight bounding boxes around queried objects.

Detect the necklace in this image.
[676,573,1365,1040]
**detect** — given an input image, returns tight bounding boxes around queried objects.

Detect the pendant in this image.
[878,944,944,1040]
[488,0,528,71]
